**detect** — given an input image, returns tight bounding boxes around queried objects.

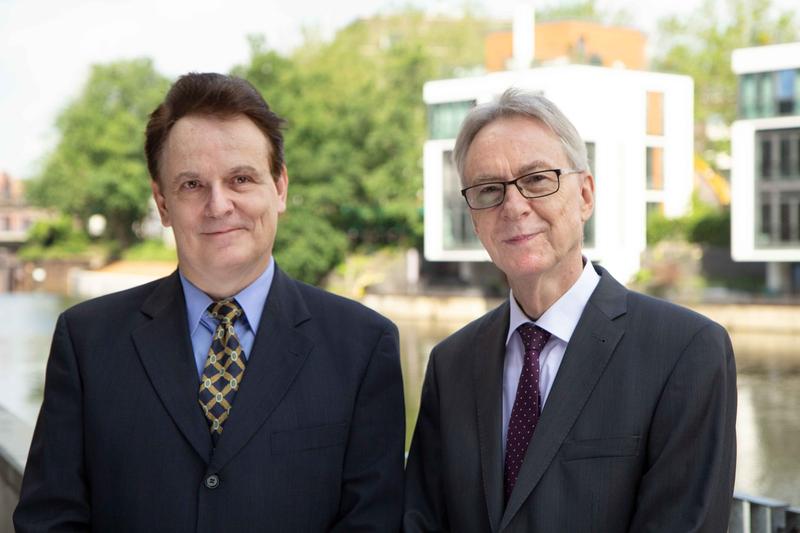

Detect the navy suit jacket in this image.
[404,266,736,532]
[15,266,405,532]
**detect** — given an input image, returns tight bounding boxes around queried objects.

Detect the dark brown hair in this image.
[145,72,286,182]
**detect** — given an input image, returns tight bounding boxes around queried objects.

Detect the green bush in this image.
[646,211,688,245]
[273,211,349,285]
[18,216,90,260]
[687,209,730,246]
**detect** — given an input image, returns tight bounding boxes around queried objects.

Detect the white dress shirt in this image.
[501,260,601,451]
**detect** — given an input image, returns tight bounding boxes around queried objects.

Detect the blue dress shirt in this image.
[179,258,275,377]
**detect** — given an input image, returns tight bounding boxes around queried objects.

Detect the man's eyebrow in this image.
[515,160,553,175]
[228,165,260,176]
[469,160,553,184]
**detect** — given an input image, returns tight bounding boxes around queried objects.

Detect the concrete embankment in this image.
[363,293,800,335]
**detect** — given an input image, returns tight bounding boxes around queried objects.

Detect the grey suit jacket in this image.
[15,266,405,532]
[404,266,736,532]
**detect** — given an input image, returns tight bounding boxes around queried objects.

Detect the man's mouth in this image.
[202,227,243,236]
[503,232,539,244]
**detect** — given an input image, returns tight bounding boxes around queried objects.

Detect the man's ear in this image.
[579,171,595,223]
[151,180,172,227]
[275,164,289,215]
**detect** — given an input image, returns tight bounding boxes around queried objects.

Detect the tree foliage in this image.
[234,10,490,282]
[652,0,798,159]
[536,0,631,25]
[26,59,170,246]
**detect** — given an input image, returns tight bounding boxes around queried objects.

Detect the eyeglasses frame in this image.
[460,168,584,210]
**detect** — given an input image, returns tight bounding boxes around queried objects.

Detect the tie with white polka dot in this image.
[504,323,551,504]
[198,298,246,440]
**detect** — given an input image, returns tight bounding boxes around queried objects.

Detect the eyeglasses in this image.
[460,168,583,210]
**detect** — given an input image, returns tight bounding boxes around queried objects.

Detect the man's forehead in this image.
[467,159,556,183]
[164,114,273,154]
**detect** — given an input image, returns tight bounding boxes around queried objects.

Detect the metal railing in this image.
[731,492,800,533]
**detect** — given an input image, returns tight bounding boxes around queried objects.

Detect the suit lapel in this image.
[474,302,510,533]
[499,268,628,531]
[132,271,213,462]
[209,267,314,472]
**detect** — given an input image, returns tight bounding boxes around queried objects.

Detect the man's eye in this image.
[523,173,547,183]
[182,180,200,190]
[233,175,251,184]
[478,184,503,195]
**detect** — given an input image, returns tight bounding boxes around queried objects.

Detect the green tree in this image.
[536,0,631,25]
[26,58,170,246]
[653,0,798,161]
[234,10,492,282]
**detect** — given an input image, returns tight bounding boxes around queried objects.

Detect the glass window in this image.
[441,150,481,251]
[759,201,771,244]
[646,146,664,190]
[796,68,800,106]
[757,72,775,117]
[428,101,475,140]
[779,202,791,241]
[758,128,800,182]
[777,69,795,115]
[760,139,772,179]
[740,74,758,118]
[780,138,791,177]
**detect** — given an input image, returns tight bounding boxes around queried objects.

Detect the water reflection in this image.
[1,294,798,505]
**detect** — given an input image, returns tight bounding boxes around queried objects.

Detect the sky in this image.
[0,0,792,179]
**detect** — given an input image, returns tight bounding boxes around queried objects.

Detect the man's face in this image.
[463,115,594,286]
[152,114,287,292]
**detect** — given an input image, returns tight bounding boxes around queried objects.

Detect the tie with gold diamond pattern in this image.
[198,298,246,440]
[504,323,551,504]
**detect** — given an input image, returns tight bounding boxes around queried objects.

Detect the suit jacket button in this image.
[205,474,220,489]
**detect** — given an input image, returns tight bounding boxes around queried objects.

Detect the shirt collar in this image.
[179,257,275,335]
[506,259,601,346]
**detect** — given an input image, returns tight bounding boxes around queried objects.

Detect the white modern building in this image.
[423,65,694,283]
[731,42,800,292]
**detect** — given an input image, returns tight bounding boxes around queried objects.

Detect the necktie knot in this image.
[517,323,551,355]
[208,298,243,326]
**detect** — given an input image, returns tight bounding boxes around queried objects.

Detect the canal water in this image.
[2,293,798,505]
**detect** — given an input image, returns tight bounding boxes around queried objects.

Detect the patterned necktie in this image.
[198,298,246,438]
[504,323,551,503]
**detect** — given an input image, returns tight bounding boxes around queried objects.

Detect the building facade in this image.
[731,42,800,292]
[423,65,694,283]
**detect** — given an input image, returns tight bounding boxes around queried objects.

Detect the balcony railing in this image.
[730,492,800,533]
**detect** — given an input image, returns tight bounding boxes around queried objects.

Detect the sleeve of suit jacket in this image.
[627,321,737,532]
[14,312,91,532]
[330,322,406,532]
[403,348,448,532]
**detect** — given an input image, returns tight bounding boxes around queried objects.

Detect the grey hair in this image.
[453,88,589,183]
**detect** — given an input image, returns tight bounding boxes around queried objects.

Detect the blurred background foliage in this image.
[21,0,798,283]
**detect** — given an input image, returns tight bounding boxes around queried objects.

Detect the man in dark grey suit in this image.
[14,73,405,532]
[404,88,736,532]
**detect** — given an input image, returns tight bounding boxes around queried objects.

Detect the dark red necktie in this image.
[504,323,551,503]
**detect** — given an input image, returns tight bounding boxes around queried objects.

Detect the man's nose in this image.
[205,183,234,217]
[500,183,532,218]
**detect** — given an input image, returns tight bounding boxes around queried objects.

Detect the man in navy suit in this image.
[404,88,736,532]
[15,73,405,532]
